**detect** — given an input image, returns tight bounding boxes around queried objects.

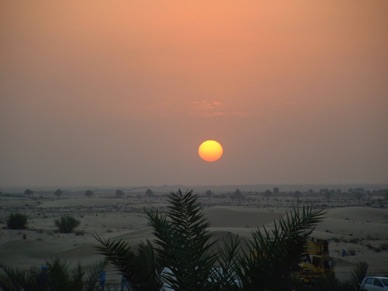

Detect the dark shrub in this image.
[55,216,80,233]
[7,213,28,229]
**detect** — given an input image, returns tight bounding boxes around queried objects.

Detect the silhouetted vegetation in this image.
[0,189,377,290]
[55,216,80,233]
[7,213,28,229]
[84,190,94,198]
[54,189,63,199]
[115,189,125,198]
[95,190,331,290]
[0,258,107,291]
[24,188,33,197]
[145,188,155,197]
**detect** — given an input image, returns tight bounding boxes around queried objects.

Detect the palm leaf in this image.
[0,264,37,290]
[236,206,325,290]
[71,263,85,291]
[46,258,71,291]
[211,236,241,290]
[83,259,108,291]
[350,261,368,290]
[147,189,217,291]
[93,234,160,290]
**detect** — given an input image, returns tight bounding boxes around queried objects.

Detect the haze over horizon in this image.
[1,1,387,188]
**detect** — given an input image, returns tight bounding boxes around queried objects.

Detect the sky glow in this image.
[1,1,387,187]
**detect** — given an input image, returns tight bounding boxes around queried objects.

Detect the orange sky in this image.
[1,1,387,188]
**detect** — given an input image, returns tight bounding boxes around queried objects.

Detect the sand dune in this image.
[325,207,388,222]
[204,206,284,228]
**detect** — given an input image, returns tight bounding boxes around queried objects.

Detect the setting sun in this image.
[198,140,223,162]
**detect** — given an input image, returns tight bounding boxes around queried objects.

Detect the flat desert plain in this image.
[1,190,387,286]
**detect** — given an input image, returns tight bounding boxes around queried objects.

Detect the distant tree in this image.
[324,191,333,202]
[264,189,272,200]
[145,189,154,197]
[84,190,94,198]
[55,215,80,233]
[54,189,63,199]
[230,188,245,200]
[7,213,28,229]
[353,191,364,201]
[294,190,301,203]
[115,189,125,198]
[273,187,279,195]
[24,188,34,197]
[205,190,213,198]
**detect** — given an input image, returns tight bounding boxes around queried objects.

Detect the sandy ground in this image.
[1,192,387,286]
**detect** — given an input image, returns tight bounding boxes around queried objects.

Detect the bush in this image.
[7,213,28,229]
[55,216,80,233]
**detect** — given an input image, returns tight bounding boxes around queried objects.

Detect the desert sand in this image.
[1,189,387,287]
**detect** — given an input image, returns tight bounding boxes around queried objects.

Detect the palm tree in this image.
[94,189,326,291]
[146,189,217,291]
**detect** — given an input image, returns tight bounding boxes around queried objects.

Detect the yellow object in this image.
[297,239,334,283]
[198,140,223,162]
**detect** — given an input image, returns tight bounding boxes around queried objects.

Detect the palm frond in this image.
[134,240,162,290]
[83,259,108,291]
[94,234,160,290]
[147,189,217,291]
[211,236,241,290]
[237,206,325,290]
[71,263,85,291]
[0,264,36,291]
[93,234,135,276]
[350,261,368,290]
[46,258,71,291]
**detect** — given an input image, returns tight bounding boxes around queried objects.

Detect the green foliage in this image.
[46,258,71,291]
[81,258,108,291]
[211,236,241,290]
[1,189,335,290]
[55,215,80,233]
[7,213,28,229]
[146,189,217,291]
[94,234,161,290]
[0,258,107,291]
[236,207,325,290]
[349,261,368,290]
[24,188,34,196]
[84,190,94,198]
[115,189,125,198]
[0,264,36,290]
[54,189,63,198]
[93,189,327,291]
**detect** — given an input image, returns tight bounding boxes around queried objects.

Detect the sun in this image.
[198,140,223,162]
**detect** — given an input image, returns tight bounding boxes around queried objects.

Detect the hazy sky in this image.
[1,1,387,188]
